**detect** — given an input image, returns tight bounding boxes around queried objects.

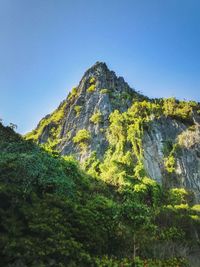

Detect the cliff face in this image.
[143,118,200,200]
[27,62,144,160]
[58,62,136,160]
[26,62,200,200]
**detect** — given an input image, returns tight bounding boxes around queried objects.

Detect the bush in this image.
[73,129,91,144]
[163,98,195,121]
[68,87,78,100]
[74,105,82,117]
[89,77,95,84]
[87,84,96,93]
[100,89,110,94]
[168,188,189,205]
[164,155,176,173]
[90,110,102,124]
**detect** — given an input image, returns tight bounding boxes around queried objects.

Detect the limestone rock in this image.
[26,62,200,200]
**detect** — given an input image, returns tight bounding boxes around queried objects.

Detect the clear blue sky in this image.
[0,0,200,133]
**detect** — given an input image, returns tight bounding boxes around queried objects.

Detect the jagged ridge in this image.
[26,62,145,160]
[25,62,200,201]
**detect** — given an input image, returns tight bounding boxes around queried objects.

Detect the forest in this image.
[1,97,200,266]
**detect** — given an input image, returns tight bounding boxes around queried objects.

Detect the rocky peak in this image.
[25,62,200,201]
[26,62,141,161]
[76,61,135,101]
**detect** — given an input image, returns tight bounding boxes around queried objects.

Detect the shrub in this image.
[25,101,67,141]
[191,204,200,212]
[164,155,176,173]
[89,77,95,84]
[168,188,189,205]
[68,87,78,100]
[164,143,180,173]
[74,105,82,117]
[87,84,96,93]
[90,110,102,124]
[73,129,91,144]
[163,98,195,121]
[100,89,110,94]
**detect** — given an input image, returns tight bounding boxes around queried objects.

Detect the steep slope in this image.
[26,62,200,201]
[26,62,145,160]
[143,116,200,199]
[1,122,200,266]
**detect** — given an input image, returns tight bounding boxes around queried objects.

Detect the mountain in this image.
[1,121,200,266]
[1,61,200,265]
[26,62,145,160]
[26,62,200,202]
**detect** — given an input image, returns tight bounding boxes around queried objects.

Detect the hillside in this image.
[26,62,200,202]
[1,122,200,266]
[1,62,200,266]
[26,62,146,160]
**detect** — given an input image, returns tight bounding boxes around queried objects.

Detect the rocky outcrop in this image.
[33,62,144,161]
[143,117,200,200]
[27,62,200,200]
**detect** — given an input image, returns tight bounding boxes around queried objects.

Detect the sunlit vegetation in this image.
[99,100,162,184]
[0,122,200,266]
[74,105,82,117]
[87,84,96,93]
[68,86,78,100]
[89,77,95,84]
[86,76,96,93]
[25,100,67,142]
[73,129,91,143]
[162,97,198,122]
[90,110,102,124]
[73,129,91,153]
[3,94,200,266]
[100,88,110,94]
[168,188,189,205]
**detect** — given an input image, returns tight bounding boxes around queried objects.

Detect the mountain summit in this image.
[26,62,144,160]
[26,63,200,201]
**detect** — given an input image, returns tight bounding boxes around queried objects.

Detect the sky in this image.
[0,0,200,133]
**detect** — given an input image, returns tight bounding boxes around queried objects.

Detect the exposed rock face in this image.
[34,62,143,161]
[27,62,200,200]
[143,117,200,200]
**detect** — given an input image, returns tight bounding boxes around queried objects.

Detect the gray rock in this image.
[37,62,142,161]
[143,118,200,201]
[31,62,200,201]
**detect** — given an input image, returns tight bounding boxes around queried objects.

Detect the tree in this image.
[120,199,152,259]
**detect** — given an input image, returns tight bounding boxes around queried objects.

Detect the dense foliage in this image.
[90,110,102,124]
[1,97,200,266]
[0,120,200,267]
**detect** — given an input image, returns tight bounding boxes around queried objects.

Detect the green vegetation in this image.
[68,86,78,100]
[90,110,102,124]
[2,95,200,266]
[25,100,67,143]
[164,154,176,173]
[73,129,91,153]
[100,88,110,94]
[0,122,200,266]
[87,84,96,93]
[86,76,96,93]
[25,85,80,147]
[73,129,91,143]
[83,151,101,177]
[99,100,162,184]
[89,77,95,84]
[74,105,82,117]
[162,140,173,156]
[98,98,199,185]
[163,97,197,122]
[168,188,189,205]
[164,143,180,173]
